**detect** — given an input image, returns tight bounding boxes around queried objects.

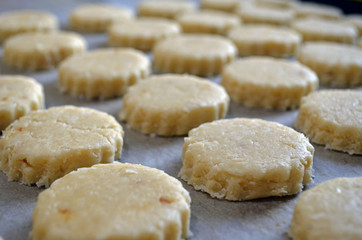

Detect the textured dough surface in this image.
[295,90,362,154]
[32,162,191,240]
[153,34,236,76]
[0,106,124,187]
[0,75,44,131]
[179,118,314,201]
[58,48,150,98]
[221,57,318,109]
[297,42,362,86]
[108,18,180,51]
[292,2,342,19]
[138,0,195,19]
[70,4,133,32]
[0,10,58,43]
[289,177,362,240]
[3,31,86,70]
[120,74,229,136]
[237,5,294,26]
[200,0,240,12]
[228,25,301,57]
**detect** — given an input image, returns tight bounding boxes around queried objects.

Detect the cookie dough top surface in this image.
[59,48,150,80]
[186,118,313,178]
[293,2,342,19]
[300,90,362,127]
[138,0,195,18]
[239,5,294,21]
[33,162,190,239]
[71,4,133,21]
[292,18,357,36]
[0,10,57,29]
[154,34,236,57]
[223,57,318,87]
[178,10,240,27]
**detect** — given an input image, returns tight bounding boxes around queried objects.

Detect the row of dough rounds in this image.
[0,1,361,240]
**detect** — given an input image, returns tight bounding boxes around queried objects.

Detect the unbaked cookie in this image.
[177,10,240,35]
[0,10,58,43]
[120,74,229,136]
[255,0,294,9]
[153,34,236,76]
[295,90,362,155]
[69,3,133,33]
[3,31,86,71]
[0,106,124,187]
[291,18,357,44]
[289,177,362,240]
[237,5,294,26]
[31,162,191,240]
[179,118,314,201]
[200,0,240,12]
[108,18,180,51]
[227,25,301,57]
[0,75,44,131]
[138,0,195,19]
[297,42,362,86]
[292,2,342,20]
[221,57,318,109]
[58,48,150,98]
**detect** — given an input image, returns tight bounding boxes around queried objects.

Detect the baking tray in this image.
[0,0,361,239]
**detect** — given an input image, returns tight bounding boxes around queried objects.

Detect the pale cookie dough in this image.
[228,25,301,57]
[0,106,124,187]
[291,18,357,44]
[0,10,58,43]
[295,90,362,155]
[3,31,86,71]
[297,42,362,86]
[32,162,191,240]
[289,177,362,240]
[344,15,362,36]
[69,4,133,33]
[108,18,180,51]
[138,0,195,19]
[177,10,240,35]
[292,2,342,20]
[221,57,318,109]
[58,48,150,98]
[0,75,44,131]
[200,0,240,12]
[179,118,314,201]
[153,34,236,76]
[255,0,294,9]
[120,74,229,136]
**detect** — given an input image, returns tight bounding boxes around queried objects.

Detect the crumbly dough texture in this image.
[177,10,240,35]
[32,162,191,240]
[0,106,124,187]
[108,18,180,51]
[292,2,342,20]
[179,118,314,201]
[153,34,236,76]
[58,48,150,98]
[237,5,294,26]
[3,31,86,71]
[0,75,44,131]
[221,57,318,109]
[295,90,362,155]
[289,177,362,240]
[228,25,301,57]
[297,42,362,86]
[69,4,133,32]
[291,18,357,44]
[0,10,58,43]
[138,0,195,19]
[200,0,240,12]
[120,74,229,136]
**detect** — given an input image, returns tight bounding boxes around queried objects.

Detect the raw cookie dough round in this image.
[108,18,180,51]
[291,18,357,44]
[120,74,229,136]
[295,90,362,155]
[200,0,240,12]
[344,15,362,36]
[153,34,236,76]
[0,106,124,187]
[255,0,294,9]
[297,42,362,86]
[0,75,44,131]
[0,10,58,43]
[32,162,191,240]
[177,10,240,35]
[292,2,342,20]
[69,4,133,33]
[3,31,86,71]
[138,0,195,19]
[289,177,362,240]
[228,25,301,57]
[221,57,318,109]
[58,48,150,99]
[179,118,314,201]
